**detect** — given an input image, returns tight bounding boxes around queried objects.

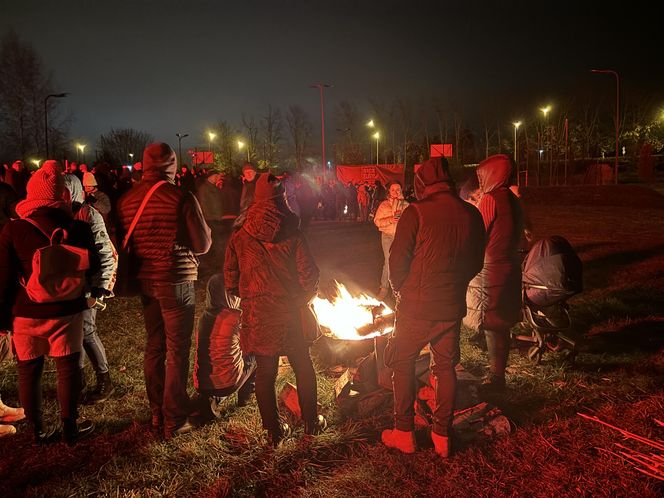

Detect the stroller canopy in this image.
[523,236,583,307]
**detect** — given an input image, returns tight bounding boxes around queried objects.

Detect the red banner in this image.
[430,144,453,158]
[188,151,213,165]
[336,164,404,185]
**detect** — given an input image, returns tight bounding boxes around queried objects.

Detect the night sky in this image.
[2,0,662,148]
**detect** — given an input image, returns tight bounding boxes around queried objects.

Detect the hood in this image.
[63,173,85,204]
[142,142,177,181]
[415,157,453,200]
[477,154,512,194]
[243,197,300,243]
[206,273,240,311]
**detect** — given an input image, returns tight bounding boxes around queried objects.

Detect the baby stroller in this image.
[513,236,583,364]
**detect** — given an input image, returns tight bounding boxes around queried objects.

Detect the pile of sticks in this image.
[578,412,664,482]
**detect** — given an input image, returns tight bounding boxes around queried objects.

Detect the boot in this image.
[431,431,450,458]
[267,421,292,448]
[381,428,416,454]
[32,419,61,445]
[0,399,25,423]
[304,415,327,436]
[63,418,95,446]
[87,371,115,404]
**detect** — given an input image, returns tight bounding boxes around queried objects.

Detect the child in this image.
[191,273,256,423]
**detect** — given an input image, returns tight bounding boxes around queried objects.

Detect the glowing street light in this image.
[512,121,522,162]
[76,143,86,163]
[32,159,42,168]
[207,132,216,165]
[367,119,375,128]
[238,139,249,161]
[129,152,134,163]
[373,131,380,165]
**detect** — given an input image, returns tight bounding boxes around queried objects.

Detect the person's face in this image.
[244,169,256,182]
[389,184,402,198]
[84,185,95,194]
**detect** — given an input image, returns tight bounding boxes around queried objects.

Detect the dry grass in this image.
[1,185,663,497]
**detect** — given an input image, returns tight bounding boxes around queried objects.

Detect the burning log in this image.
[356,311,396,337]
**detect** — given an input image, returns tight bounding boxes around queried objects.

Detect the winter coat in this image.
[0,181,18,229]
[374,197,409,237]
[194,274,243,391]
[0,207,99,329]
[390,158,485,322]
[224,198,319,356]
[464,154,524,332]
[117,157,211,283]
[195,176,225,223]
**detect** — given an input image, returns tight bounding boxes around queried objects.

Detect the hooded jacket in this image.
[117,143,212,282]
[465,154,524,331]
[389,157,485,321]
[224,174,319,356]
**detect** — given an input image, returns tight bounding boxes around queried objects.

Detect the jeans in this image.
[78,307,109,374]
[380,233,394,290]
[385,315,460,436]
[254,344,318,435]
[140,280,196,433]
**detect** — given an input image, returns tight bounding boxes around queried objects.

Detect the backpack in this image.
[20,218,90,303]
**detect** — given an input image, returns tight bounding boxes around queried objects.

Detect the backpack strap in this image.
[21,217,55,242]
[122,180,167,250]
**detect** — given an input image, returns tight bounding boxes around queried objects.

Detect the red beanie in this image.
[25,160,67,202]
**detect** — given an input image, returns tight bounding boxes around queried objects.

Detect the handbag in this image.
[114,181,166,297]
[300,302,322,343]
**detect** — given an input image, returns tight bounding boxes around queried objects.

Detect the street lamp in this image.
[76,143,86,163]
[176,133,189,166]
[44,92,69,157]
[237,140,249,161]
[591,69,620,184]
[367,119,375,128]
[32,159,42,168]
[540,105,552,185]
[129,152,134,164]
[207,132,216,166]
[310,83,333,181]
[373,131,380,165]
[512,121,522,162]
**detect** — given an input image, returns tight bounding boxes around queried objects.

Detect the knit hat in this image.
[82,171,97,187]
[15,160,71,218]
[142,142,177,180]
[254,173,284,201]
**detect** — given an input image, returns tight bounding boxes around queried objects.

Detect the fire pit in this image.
[311,282,394,365]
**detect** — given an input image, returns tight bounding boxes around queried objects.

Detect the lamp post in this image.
[540,105,552,184]
[310,83,333,181]
[367,119,375,163]
[591,69,620,184]
[44,92,69,157]
[76,144,86,164]
[129,152,134,164]
[176,133,189,166]
[238,140,249,161]
[207,132,216,166]
[512,121,522,185]
[373,131,380,165]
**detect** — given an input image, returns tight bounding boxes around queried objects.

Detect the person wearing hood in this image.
[233,162,258,228]
[381,157,485,457]
[190,273,256,424]
[117,143,211,439]
[0,160,99,444]
[64,174,118,404]
[465,154,525,392]
[224,173,326,446]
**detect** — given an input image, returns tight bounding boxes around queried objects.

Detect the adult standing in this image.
[381,157,485,457]
[465,154,524,391]
[373,181,408,300]
[0,179,18,229]
[224,173,326,446]
[117,143,211,439]
[233,162,258,228]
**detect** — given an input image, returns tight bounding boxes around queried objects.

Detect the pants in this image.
[140,280,196,432]
[17,352,81,431]
[79,307,109,374]
[254,344,318,435]
[199,356,257,417]
[385,315,460,436]
[380,233,394,290]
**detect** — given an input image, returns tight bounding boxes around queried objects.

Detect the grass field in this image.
[1,185,663,497]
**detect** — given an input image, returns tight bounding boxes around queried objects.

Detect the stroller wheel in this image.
[527,346,543,364]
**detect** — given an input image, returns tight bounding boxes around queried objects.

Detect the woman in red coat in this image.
[224,173,326,445]
[465,155,524,391]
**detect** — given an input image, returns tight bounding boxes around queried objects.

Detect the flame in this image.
[311,281,393,341]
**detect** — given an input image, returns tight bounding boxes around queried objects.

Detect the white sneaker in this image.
[431,431,450,458]
[381,428,416,454]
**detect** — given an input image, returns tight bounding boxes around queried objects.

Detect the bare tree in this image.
[259,105,283,170]
[98,128,153,166]
[286,105,312,171]
[213,120,240,173]
[241,113,259,162]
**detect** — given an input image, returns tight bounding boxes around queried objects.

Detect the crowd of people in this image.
[0,144,526,459]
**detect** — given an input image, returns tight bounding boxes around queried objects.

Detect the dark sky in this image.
[2,0,662,148]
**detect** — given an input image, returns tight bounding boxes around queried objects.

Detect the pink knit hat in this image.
[15,160,71,218]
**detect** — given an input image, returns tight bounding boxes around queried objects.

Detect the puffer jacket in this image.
[117,157,211,283]
[389,158,485,321]
[464,154,524,331]
[194,274,243,391]
[374,197,409,237]
[224,198,319,356]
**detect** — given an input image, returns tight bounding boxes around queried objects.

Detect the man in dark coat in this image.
[117,143,211,439]
[465,154,524,391]
[381,157,485,457]
[224,173,326,446]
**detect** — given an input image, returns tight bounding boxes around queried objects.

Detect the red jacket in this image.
[389,158,485,321]
[224,198,319,356]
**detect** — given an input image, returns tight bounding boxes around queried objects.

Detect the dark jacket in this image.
[117,156,211,283]
[389,158,485,321]
[0,181,18,228]
[465,154,524,331]
[0,207,99,328]
[224,197,319,356]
